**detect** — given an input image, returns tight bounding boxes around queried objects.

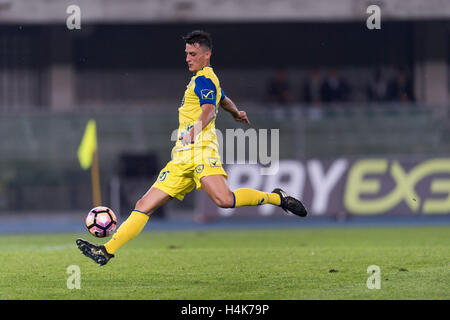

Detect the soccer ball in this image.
[85,206,117,238]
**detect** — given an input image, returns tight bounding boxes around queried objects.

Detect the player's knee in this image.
[134,198,150,215]
[213,193,234,208]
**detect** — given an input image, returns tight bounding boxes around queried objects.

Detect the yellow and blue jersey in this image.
[172,65,225,163]
[153,65,229,200]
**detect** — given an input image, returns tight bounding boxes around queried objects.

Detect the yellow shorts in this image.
[151,152,228,201]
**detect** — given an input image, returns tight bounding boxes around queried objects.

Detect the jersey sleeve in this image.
[194,76,217,106]
[220,88,226,102]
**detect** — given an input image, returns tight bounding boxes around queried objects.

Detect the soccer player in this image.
[76,30,307,266]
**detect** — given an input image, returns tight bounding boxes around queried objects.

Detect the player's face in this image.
[185,43,211,73]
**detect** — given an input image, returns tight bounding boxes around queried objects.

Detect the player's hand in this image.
[178,129,195,146]
[233,111,250,125]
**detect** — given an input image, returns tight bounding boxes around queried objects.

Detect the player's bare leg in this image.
[77,187,173,266]
[200,175,235,208]
[134,186,173,214]
[200,175,307,216]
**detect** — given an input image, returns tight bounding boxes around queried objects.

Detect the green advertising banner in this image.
[344,158,450,215]
[198,157,450,220]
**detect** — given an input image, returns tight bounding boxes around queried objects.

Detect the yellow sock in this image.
[232,188,281,208]
[104,210,149,254]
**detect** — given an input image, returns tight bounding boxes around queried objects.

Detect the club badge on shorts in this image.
[195,164,204,174]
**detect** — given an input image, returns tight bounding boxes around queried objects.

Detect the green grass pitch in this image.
[0,226,449,299]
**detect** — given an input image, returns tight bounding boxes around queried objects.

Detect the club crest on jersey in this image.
[208,157,220,167]
[201,89,215,100]
[195,164,204,174]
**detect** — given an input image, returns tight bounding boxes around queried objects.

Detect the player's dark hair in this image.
[182,30,213,50]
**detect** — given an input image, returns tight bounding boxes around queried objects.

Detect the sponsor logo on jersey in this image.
[201,89,215,100]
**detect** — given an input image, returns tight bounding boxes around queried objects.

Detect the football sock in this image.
[232,188,281,208]
[104,210,149,254]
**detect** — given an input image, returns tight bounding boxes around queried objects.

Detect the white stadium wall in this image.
[0,0,449,23]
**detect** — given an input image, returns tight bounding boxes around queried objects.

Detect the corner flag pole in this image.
[78,119,102,207]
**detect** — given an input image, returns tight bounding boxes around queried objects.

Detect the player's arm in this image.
[220,95,250,125]
[180,104,216,146]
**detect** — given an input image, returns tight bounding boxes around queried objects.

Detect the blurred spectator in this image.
[385,68,415,102]
[266,70,293,104]
[320,69,351,102]
[302,68,322,105]
[366,68,388,102]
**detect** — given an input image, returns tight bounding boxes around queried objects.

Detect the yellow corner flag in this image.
[78,119,98,170]
[78,119,102,206]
